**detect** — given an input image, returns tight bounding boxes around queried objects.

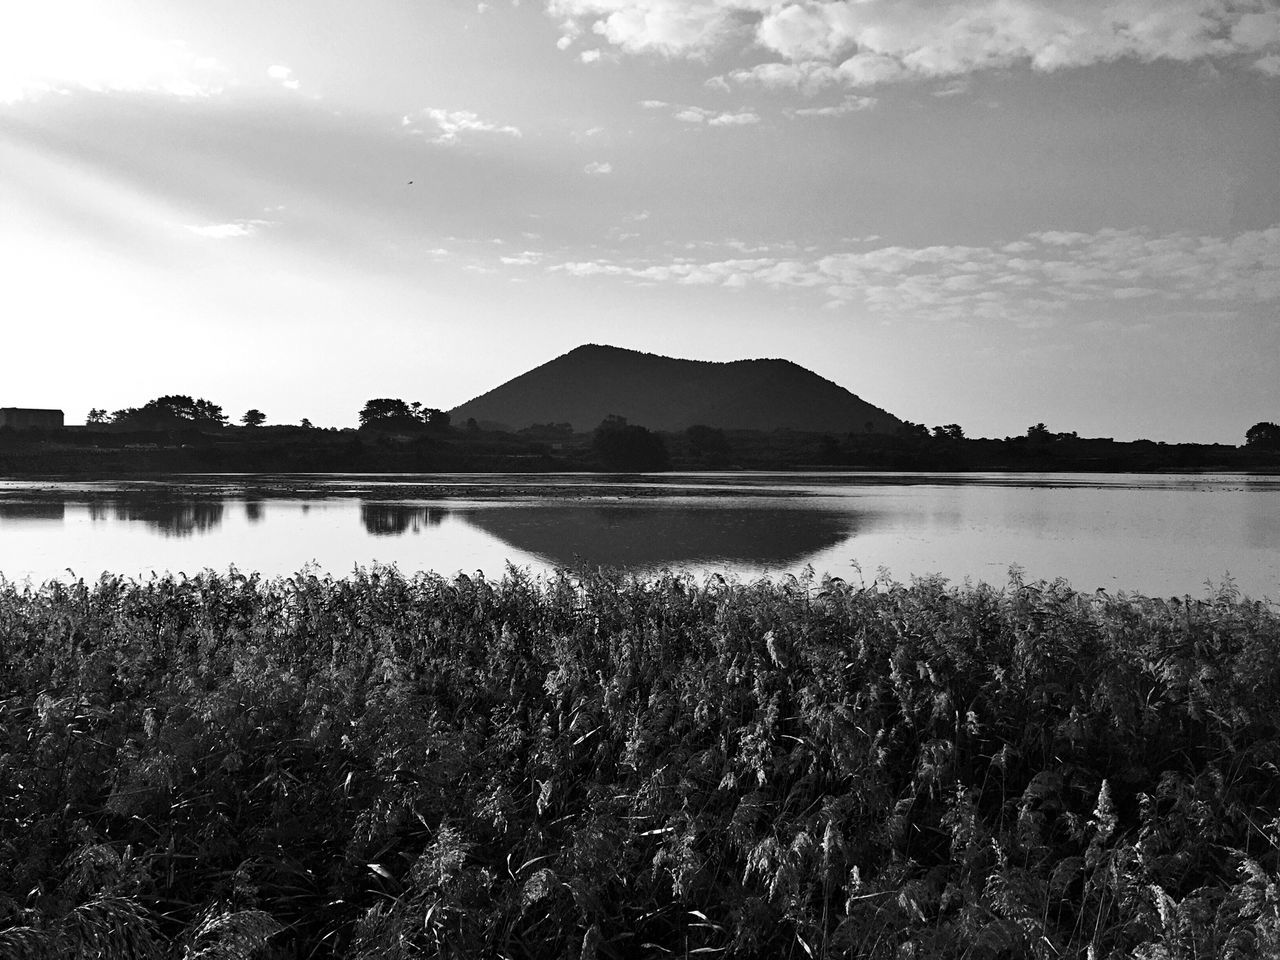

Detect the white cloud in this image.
[584,160,614,174]
[549,1,1280,88]
[932,79,970,97]
[499,250,542,265]
[267,64,300,90]
[642,100,761,125]
[1255,53,1280,76]
[547,0,749,55]
[548,226,1280,320]
[0,2,231,102]
[402,108,522,144]
[708,109,760,125]
[790,94,876,117]
[580,48,603,62]
[185,219,273,240]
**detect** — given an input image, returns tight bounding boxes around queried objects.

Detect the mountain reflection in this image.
[360,503,447,536]
[457,503,864,569]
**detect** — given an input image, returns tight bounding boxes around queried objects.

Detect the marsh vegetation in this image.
[3,567,1280,957]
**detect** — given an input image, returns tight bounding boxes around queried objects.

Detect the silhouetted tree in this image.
[592,415,668,472]
[359,399,449,431]
[1027,422,1053,442]
[86,408,109,425]
[932,424,965,441]
[241,409,266,428]
[1246,421,1280,449]
[359,399,413,427]
[300,418,313,429]
[111,396,227,429]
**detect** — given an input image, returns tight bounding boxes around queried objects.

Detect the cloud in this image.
[0,2,231,102]
[1256,53,1280,76]
[185,219,273,240]
[548,225,1280,321]
[499,250,542,265]
[546,0,748,56]
[641,100,761,125]
[267,64,300,90]
[580,49,603,62]
[549,1,1280,88]
[708,109,761,125]
[790,94,876,117]
[402,108,522,144]
[584,160,613,174]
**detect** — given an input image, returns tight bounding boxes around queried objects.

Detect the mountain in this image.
[449,344,903,434]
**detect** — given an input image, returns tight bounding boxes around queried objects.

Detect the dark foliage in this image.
[110,396,228,430]
[359,400,450,433]
[686,425,731,465]
[1246,422,1280,449]
[592,415,670,471]
[2,568,1279,958]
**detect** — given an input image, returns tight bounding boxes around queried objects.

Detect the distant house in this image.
[0,407,64,430]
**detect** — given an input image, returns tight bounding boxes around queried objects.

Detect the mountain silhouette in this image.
[449,344,902,433]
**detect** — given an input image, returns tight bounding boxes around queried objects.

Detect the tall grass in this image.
[1,566,1278,958]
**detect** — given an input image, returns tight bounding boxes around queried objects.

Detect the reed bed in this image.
[1,565,1278,958]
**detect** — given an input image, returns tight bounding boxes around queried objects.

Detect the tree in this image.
[1245,421,1280,449]
[1027,422,1053,442]
[593,415,669,471]
[110,396,227,429]
[300,418,314,429]
[358,399,450,431]
[359,399,413,427]
[86,408,109,425]
[241,409,266,428]
[932,424,965,441]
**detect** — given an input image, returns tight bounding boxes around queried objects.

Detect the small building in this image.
[0,407,64,430]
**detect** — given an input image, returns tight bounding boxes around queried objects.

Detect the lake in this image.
[0,472,1276,599]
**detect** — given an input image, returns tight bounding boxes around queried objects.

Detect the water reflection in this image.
[0,502,65,522]
[458,503,864,569]
[0,474,1275,597]
[111,500,225,538]
[82,495,226,538]
[360,502,446,537]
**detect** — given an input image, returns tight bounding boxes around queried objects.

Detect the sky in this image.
[1,0,1277,442]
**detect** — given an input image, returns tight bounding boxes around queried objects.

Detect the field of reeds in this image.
[2,566,1279,959]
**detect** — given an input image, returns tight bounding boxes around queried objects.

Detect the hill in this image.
[449,344,903,434]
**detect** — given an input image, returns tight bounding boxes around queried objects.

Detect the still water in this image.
[0,473,1276,598]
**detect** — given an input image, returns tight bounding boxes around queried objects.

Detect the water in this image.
[0,473,1276,598]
